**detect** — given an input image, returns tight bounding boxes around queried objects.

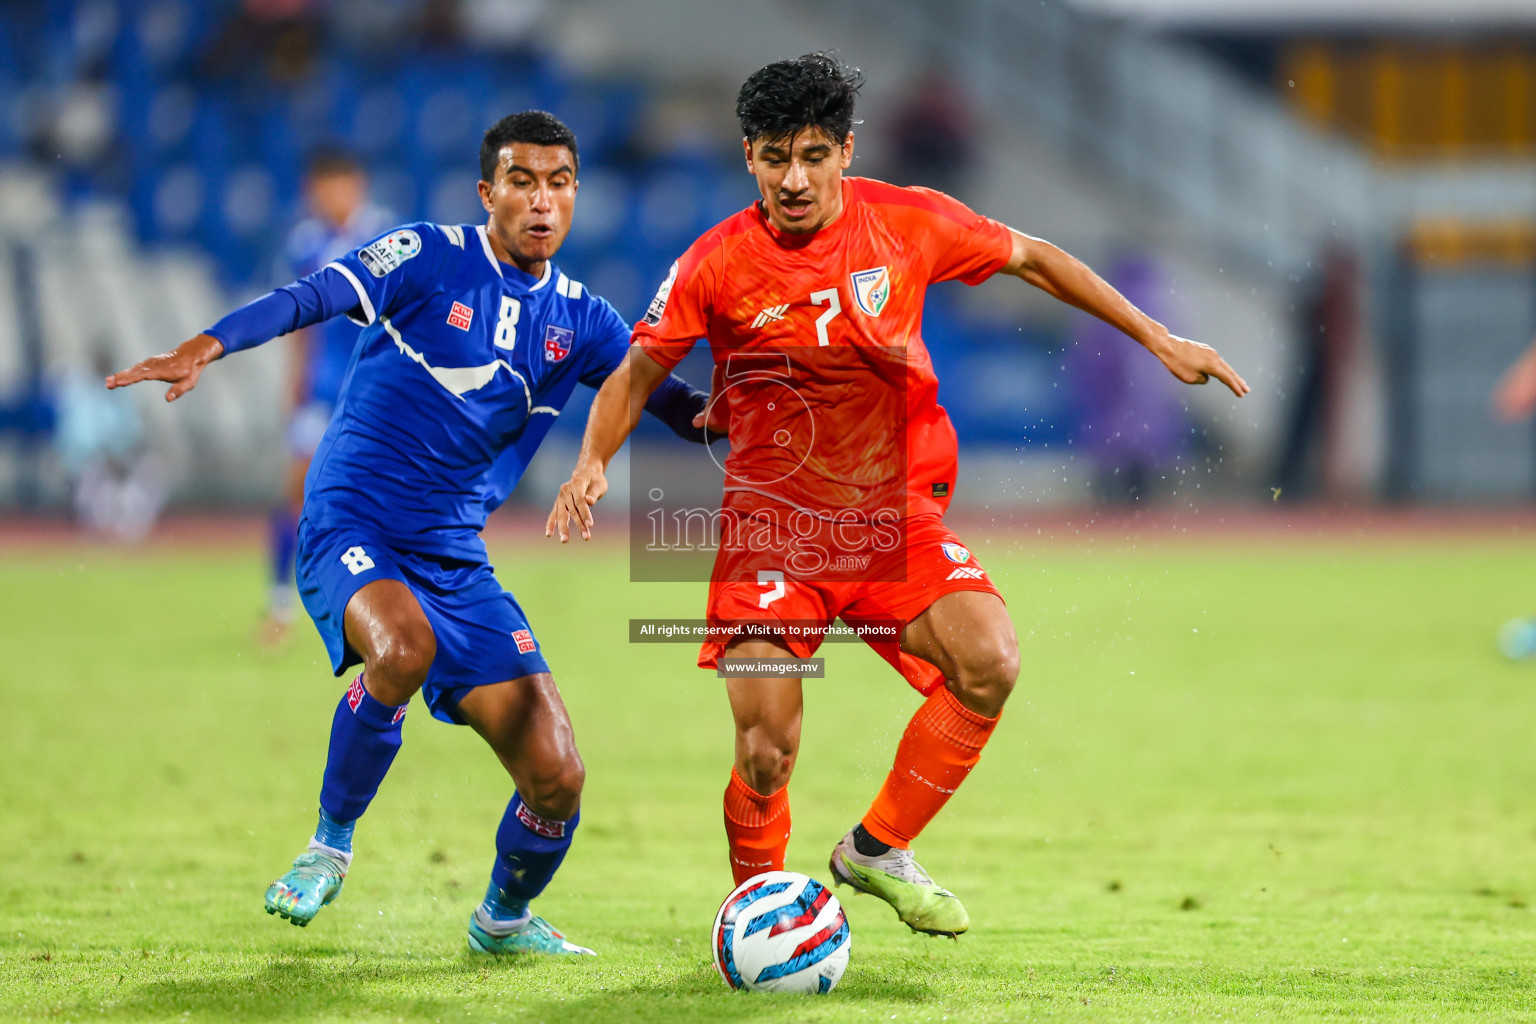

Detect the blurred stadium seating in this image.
[5,0,1536,514]
[0,0,1121,512]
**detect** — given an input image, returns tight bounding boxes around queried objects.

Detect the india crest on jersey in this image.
[941,541,971,563]
[851,266,891,317]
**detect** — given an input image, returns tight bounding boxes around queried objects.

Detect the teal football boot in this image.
[466,907,596,956]
[264,849,347,926]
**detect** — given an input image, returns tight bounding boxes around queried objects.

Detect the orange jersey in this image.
[633,177,1012,520]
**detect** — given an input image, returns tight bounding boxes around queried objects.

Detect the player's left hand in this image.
[692,360,731,438]
[1149,333,1249,397]
[547,460,608,543]
[105,333,225,402]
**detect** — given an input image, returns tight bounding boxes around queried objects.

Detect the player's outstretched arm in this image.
[547,347,672,543]
[1001,230,1250,398]
[105,333,225,402]
[106,265,370,402]
[1494,338,1536,421]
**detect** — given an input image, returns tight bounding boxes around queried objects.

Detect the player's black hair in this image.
[736,52,864,147]
[479,110,579,182]
[305,145,364,179]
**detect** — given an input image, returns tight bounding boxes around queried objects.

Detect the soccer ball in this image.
[711,871,851,994]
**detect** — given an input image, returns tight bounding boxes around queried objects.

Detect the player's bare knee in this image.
[365,624,436,702]
[523,759,584,821]
[949,631,1019,716]
[737,736,795,795]
[371,636,434,687]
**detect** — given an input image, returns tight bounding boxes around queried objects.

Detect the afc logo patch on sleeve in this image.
[543,325,573,362]
[513,629,538,654]
[642,261,678,326]
[358,229,422,277]
[447,301,474,330]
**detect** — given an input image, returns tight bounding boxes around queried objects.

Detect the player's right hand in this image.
[547,460,608,543]
[1150,333,1249,397]
[105,333,224,402]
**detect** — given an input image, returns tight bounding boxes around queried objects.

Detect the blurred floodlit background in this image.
[2,0,1536,525]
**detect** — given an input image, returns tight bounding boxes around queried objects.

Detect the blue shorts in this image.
[296,520,551,724]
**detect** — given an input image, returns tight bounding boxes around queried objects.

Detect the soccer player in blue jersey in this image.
[107,111,708,956]
[260,148,392,646]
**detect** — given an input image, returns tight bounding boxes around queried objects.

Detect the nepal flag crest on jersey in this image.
[851,265,891,317]
[544,324,573,363]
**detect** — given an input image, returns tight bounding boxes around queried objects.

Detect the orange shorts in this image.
[699,513,1001,695]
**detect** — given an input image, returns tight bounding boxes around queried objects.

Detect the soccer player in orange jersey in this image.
[549,54,1248,936]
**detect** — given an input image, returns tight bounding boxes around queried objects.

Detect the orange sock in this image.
[862,686,1000,849]
[723,768,791,885]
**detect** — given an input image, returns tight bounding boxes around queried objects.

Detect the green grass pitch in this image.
[4,525,1536,1021]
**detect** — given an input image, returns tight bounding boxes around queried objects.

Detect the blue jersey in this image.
[282,205,392,406]
[304,222,652,561]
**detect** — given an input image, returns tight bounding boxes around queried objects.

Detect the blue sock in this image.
[270,508,298,588]
[482,793,578,921]
[319,676,407,823]
[479,880,528,924]
[312,807,355,854]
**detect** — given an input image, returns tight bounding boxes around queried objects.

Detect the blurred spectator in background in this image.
[418,0,466,49]
[1066,253,1188,503]
[54,346,166,542]
[201,0,322,85]
[259,147,391,646]
[887,67,976,197]
[1493,323,1536,424]
[1273,246,1361,501]
[1492,330,1536,658]
[331,0,547,55]
[458,0,548,53]
[330,0,424,53]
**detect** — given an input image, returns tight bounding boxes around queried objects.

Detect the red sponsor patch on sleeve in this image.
[447,301,474,331]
